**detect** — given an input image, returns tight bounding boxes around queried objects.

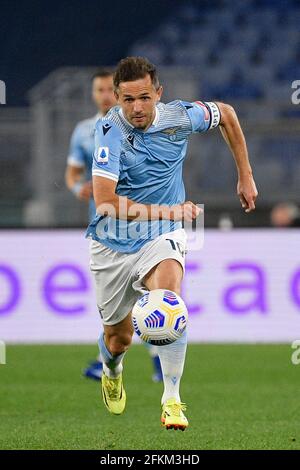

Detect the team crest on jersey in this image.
[96,146,109,164]
[161,126,180,141]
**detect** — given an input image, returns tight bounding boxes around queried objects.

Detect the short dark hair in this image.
[114,57,160,90]
[91,68,114,81]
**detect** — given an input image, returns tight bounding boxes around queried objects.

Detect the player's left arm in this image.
[217,102,258,213]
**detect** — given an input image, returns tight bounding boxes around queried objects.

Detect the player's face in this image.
[116,75,163,130]
[92,76,117,115]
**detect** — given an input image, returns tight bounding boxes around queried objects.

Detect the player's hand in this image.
[78,181,93,201]
[170,201,202,222]
[237,174,258,213]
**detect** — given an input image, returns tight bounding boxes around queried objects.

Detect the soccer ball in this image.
[132,289,188,345]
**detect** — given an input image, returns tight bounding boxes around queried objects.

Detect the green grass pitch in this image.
[0,344,299,450]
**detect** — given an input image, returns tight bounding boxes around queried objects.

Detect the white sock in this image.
[158,330,187,405]
[144,343,160,357]
[98,333,125,379]
[103,362,123,379]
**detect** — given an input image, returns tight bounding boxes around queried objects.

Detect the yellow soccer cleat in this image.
[101,372,126,415]
[161,397,189,431]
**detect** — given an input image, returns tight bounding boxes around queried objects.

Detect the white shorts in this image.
[89,229,187,325]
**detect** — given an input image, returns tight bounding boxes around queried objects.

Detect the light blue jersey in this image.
[86,100,221,252]
[67,114,101,221]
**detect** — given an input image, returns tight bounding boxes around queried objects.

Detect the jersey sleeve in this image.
[181,100,221,133]
[92,119,122,182]
[67,124,86,167]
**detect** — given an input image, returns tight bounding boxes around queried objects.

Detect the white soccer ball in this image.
[132,289,188,345]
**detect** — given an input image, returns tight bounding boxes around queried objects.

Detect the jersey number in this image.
[166,239,185,257]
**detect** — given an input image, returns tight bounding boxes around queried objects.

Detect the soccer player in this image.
[66,69,163,382]
[66,69,116,223]
[87,57,258,429]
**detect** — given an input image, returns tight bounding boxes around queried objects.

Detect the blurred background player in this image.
[65,69,115,221]
[65,69,163,382]
[270,202,300,228]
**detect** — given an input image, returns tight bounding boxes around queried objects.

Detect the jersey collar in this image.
[94,112,103,121]
[152,106,160,126]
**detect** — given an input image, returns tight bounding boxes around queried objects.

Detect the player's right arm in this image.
[93,177,200,222]
[92,120,199,222]
[65,124,93,202]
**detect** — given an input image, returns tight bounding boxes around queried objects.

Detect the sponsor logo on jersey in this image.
[96,146,109,163]
[102,123,112,135]
[127,134,135,146]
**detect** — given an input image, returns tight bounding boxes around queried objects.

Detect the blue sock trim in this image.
[152,355,162,374]
[98,333,125,370]
[98,333,113,363]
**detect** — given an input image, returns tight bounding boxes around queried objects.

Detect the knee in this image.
[161,279,181,295]
[148,260,183,295]
[107,332,133,356]
[158,269,181,294]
